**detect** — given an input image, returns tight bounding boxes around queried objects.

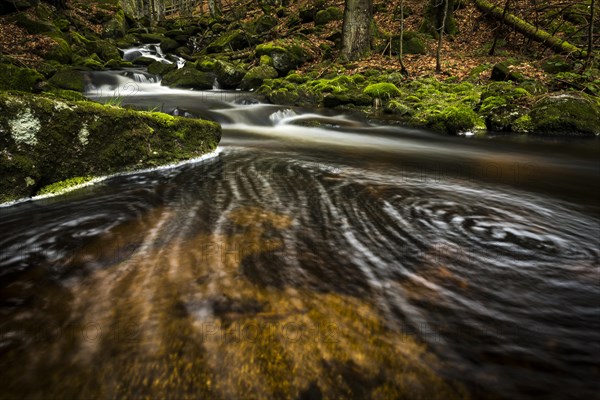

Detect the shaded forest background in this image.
[0,0,598,94]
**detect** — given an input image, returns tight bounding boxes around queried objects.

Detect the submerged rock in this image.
[0,92,221,202]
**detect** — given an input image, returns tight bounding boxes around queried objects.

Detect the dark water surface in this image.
[1,76,599,399]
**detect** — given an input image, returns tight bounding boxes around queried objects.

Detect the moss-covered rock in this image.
[240,64,278,90]
[132,56,157,66]
[147,61,177,76]
[255,41,312,75]
[491,62,524,82]
[206,30,249,53]
[314,8,342,25]
[15,12,57,34]
[390,31,427,55]
[363,82,402,99]
[214,60,246,89]
[528,93,600,136]
[48,68,86,92]
[44,36,73,64]
[102,9,127,38]
[426,105,486,135]
[0,92,221,203]
[0,63,45,92]
[253,14,278,33]
[88,39,121,62]
[161,65,213,90]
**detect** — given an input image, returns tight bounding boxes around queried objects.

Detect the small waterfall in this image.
[212,77,221,90]
[269,109,298,125]
[121,44,185,68]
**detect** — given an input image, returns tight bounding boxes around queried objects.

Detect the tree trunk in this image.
[399,0,408,75]
[421,0,456,37]
[585,0,595,67]
[473,0,585,56]
[436,0,449,73]
[341,0,373,61]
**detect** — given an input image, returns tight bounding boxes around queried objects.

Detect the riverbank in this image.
[1,0,599,202]
[1,0,599,138]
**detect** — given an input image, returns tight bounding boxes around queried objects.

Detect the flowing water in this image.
[1,74,599,399]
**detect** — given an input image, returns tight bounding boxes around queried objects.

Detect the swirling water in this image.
[0,77,599,399]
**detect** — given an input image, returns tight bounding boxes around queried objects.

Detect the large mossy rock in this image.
[147,61,177,76]
[255,41,311,75]
[389,32,427,55]
[240,64,278,90]
[15,12,56,34]
[48,68,86,92]
[161,65,213,90]
[102,9,127,38]
[0,63,45,92]
[206,30,249,53]
[0,92,221,203]
[43,36,73,64]
[214,60,245,89]
[528,93,600,136]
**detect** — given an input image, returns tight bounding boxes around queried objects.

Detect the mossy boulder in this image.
[214,60,246,89]
[363,82,402,99]
[478,94,527,131]
[314,7,342,25]
[147,61,177,76]
[390,32,427,55]
[0,92,221,203]
[491,62,524,82]
[161,65,213,90]
[255,41,311,75]
[160,38,179,52]
[253,14,278,33]
[102,9,127,38]
[88,39,121,62]
[0,63,45,92]
[43,36,73,64]
[15,12,56,34]
[206,30,249,53]
[132,56,157,66]
[426,105,486,135]
[240,64,278,90]
[48,68,86,92]
[528,93,600,136]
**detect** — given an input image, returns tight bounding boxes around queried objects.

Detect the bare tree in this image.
[399,0,409,75]
[435,0,449,73]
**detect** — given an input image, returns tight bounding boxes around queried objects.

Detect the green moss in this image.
[529,93,600,136]
[38,176,95,195]
[206,30,248,53]
[0,63,45,92]
[259,55,273,66]
[48,68,86,92]
[479,96,508,114]
[147,61,177,76]
[0,92,221,202]
[45,37,73,64]
[241,65,279,90]
[363,82,402,99]
[161,66,213,90]
[512,114,533,134]
[428,105,486,135]
[15,13,57,34]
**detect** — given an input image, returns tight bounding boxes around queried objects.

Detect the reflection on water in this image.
[0,80,599,399]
